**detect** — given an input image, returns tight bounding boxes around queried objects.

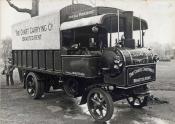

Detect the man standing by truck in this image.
[2,58,15,86]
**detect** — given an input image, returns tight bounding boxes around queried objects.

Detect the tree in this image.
[0,37,12,66]
[6,0,39,17]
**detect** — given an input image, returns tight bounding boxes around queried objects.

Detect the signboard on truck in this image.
[12,12,60,50]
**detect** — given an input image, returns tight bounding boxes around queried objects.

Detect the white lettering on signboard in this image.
[68,10,95,20]
[133,76,151,83]
[129,67,154,78]
[65,71,85,76]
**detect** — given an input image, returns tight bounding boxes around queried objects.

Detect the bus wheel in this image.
[63,78,79,97]
[127,95,148,108]
[87,88,114,122]
[26,72,44,99]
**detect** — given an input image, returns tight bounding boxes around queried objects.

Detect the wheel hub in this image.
[89,93,108,119]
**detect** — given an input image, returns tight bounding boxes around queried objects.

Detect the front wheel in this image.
[127,95,148,108]
[87,88,114,122]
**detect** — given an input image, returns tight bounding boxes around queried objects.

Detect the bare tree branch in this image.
[31,0,39,17]
[6,0,32,16]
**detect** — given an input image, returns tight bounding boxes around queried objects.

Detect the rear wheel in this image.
[63,78,79,97]
[87,88,114,122]
[127,95,148,108]
[26,72,44,99]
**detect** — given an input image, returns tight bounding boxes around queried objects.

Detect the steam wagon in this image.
[12,4,158,121]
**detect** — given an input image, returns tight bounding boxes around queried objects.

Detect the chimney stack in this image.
[123,11,135,49]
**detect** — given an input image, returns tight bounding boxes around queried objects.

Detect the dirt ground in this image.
[0,60,175,124]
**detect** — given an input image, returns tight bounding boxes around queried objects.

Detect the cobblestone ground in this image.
[0,60,175,124]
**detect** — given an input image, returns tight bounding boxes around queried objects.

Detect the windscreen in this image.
[103,14,147,48]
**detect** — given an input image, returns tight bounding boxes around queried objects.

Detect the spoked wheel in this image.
[63,78,79,97]
[87,88,114,122]
[127,95,148,108]
[26,72,44,99]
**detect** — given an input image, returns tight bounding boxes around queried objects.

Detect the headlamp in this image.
[114,59,120,64]
[118,61,123,67]
[113,55,123,68]
[114,65,119,69]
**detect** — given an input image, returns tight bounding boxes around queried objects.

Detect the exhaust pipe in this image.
[123,11,135,49]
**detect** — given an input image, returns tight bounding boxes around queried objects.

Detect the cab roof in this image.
[60,4,148,31]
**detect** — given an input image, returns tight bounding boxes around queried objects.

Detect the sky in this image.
[0,0,175,47]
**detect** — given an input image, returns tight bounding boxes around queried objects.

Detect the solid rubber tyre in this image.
[26,72,44,99]
[87,88,114,122]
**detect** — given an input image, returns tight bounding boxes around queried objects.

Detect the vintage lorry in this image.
[12,4,158,121]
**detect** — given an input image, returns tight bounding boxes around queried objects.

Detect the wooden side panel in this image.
[54,51,61,71]
[46,50,53,70]
[62,56,100,77]
[22,51,26,67]
[17,51,21,66]
[27,50,32,67]
[33,50,38,68]
[39,50,45,69]
[12,50,61,74]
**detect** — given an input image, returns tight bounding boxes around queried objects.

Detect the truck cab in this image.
[59,6,157,121]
